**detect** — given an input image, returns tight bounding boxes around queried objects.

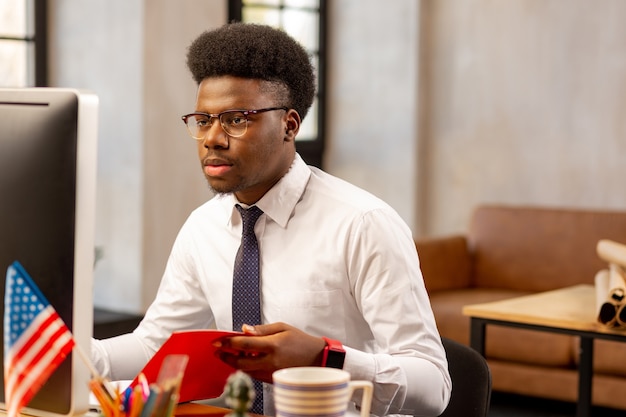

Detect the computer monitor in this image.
[0,88,98,416]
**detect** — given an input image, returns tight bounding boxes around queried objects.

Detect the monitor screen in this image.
[0,88,98,416]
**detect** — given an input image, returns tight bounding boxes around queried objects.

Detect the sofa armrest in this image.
[415,235,473,292]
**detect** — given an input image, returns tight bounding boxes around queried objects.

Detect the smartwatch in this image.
[321,337,346,369]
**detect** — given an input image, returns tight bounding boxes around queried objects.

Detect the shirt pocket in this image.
[270,289,347,339]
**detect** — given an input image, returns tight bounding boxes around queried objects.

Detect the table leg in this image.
[576,336,593,417]
[470,318,486,356]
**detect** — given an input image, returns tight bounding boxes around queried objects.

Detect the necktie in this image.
[232,204,264,414]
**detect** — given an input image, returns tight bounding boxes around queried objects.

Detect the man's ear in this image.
[284,109,301,142]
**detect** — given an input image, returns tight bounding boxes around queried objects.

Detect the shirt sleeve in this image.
[91,333,153,380]
[91,218,217,379]
[344,207,452,416]
[344,347,450,416]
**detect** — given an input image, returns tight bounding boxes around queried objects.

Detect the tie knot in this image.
[236,205,264,235]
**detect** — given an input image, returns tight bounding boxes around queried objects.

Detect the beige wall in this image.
[325,1,420,229]
[416,0,626,237]
[141,1,222,310]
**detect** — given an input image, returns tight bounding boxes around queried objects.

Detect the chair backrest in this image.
[438,337,492,417]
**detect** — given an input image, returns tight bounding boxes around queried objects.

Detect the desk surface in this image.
[462,284,626,337]
[175,403,264,417]
[175,403,231,416]
[52,404,238,417]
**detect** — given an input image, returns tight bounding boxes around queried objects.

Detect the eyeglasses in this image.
[181,107,288,139]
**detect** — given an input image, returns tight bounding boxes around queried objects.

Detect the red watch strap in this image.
[321,337,344,367]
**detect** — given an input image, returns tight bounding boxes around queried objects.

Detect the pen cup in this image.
[272,367,373,417]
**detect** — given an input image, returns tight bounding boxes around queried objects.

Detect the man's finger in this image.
[243,322,288,336]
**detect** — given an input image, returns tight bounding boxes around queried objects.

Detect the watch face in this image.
[325,351,346,369]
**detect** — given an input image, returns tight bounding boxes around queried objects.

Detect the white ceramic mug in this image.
[272,367,373,417]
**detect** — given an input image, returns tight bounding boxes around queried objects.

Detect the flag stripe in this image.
[5,306,58,365]
[13,324,74,391]
[8,332,74,415]
[3,262,76,417]
[6,311,74,393]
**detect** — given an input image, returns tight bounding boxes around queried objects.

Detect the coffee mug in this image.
[272,367,373,417]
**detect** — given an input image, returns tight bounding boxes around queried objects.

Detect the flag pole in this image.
[73,342,100,378]
[73,342,117,398]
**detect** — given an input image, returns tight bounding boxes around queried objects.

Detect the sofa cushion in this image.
[416,235,472,292]
[572,338,626,377]
[490,359,626,411]
[430,288,575,367]
[430,288,524,344]
[469,205,626,292]
[486,325,574,367]
[488,359,578,402]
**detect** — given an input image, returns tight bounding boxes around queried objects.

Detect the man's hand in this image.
[214,322,327,383]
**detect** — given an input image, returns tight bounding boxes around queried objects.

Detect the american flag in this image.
[3,261,75,417]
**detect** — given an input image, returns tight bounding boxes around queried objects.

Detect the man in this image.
[92,23,451,416]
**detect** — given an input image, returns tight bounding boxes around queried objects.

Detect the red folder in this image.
[128,330,243,403]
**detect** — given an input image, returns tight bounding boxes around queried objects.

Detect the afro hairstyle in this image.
[186,23,316,121]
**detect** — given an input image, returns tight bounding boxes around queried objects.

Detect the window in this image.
[0,0,47,87]
[229,0,326,168]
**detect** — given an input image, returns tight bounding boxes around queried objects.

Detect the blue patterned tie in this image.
[232,204,264,414]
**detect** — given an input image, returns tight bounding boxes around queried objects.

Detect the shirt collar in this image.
[223,153,311,229]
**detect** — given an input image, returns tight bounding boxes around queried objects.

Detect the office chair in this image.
[438,337,492,417]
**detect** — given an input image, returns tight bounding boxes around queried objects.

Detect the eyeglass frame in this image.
[181,107,289,139]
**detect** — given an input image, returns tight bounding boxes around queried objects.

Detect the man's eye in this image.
[231,116,246,126]
[196,118,210,127]
[224,113,246,126]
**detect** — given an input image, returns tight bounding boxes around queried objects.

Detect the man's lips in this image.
[203,158,233,177]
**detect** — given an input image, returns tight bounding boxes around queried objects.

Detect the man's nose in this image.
[202,121,228,148]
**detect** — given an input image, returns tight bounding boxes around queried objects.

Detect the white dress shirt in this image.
[92,154,451,416]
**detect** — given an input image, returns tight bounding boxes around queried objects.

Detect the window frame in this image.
[0,0,47,87]
[228,0,327,168]
[33,0,47,86]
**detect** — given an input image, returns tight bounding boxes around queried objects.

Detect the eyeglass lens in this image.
[185,111,248,139]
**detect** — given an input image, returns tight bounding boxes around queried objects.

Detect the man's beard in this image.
[204,176,249,196]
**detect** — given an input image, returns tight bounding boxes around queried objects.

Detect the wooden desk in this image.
[175,403,264,417]
[463,285,626,417]
[175,403,231,416]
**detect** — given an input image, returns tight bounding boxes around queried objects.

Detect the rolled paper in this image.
[598,302,617,326]
[595,269,610,313]
[609,263,626,289]
[597,239,626,267]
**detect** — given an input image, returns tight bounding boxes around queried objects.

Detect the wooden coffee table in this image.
[463,284,626,417]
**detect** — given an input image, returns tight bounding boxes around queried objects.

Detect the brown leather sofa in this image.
[416,205,626,410]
